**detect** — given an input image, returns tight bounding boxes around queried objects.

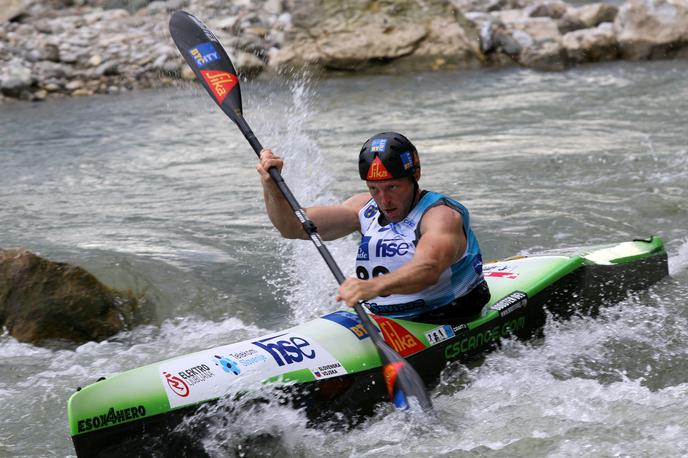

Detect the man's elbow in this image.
[422,265,443,286]
[277,226,308,240]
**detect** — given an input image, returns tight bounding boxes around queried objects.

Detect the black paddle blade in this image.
[377,340,433,412]
[169,11,243,121]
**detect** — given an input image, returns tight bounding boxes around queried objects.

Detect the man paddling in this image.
[257,132,490,324]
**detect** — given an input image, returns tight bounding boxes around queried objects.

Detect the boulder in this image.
[501,15,562,43]
[451,0,534,13]
[0,59,33,97]
[0,0,31,23]
[270,0,482,73]
[572,3,619,28]
[527,0,568,19]
[563,22,618,64]
[519,39,568,70]
[234,50,265,78]
[0,249,151,346]
[615,0,688,60]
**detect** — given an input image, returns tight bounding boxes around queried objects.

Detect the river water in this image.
[1,59,687,457]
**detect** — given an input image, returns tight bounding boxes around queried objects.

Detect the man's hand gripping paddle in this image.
[169,10,432,412]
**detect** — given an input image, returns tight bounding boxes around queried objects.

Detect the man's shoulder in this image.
[343,193,373,212]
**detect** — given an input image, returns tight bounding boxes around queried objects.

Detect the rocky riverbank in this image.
[1,0,687,102]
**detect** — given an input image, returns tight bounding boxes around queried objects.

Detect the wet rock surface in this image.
[0,248,152,346]
[0,0,687,102]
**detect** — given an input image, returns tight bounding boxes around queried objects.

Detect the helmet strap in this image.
[407,178,420,216]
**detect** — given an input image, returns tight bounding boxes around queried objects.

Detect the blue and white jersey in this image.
[355,191,484,319]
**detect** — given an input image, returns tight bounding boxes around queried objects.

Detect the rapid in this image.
[1,59,687,456]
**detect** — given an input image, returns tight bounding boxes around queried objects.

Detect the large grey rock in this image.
[452,0,534,13]
[500,15,562,43]
[615,0,688,60]
[271,0,482,72]
[563,22,618,64]
[234,50,265,78]
[572,3,619,28]
[0,59,33,97]
[527,0,568,19]
[519,39,568,70]
[0,249,152,346]
[0,0,31,23]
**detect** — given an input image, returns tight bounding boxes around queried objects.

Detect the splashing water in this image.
[668,238,688,276]
[253,78,359,323]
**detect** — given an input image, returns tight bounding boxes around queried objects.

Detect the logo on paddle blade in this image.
[189,42,220,67]
[200,70,237,104]
[163,371,190,397]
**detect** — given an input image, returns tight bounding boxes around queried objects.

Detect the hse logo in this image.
[189,42,219,67]
[376,239,411,258]
[367,156,391,180]
[163,371,189,397]
[200,70,237,104]
[374,316,425,357]
[252,333,316,367]
[214,355,241,375]
[357,236,371,261]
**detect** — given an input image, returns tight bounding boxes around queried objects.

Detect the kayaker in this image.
[257,132,490,324]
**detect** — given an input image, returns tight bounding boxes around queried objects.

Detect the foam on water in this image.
[0,314,267,456]
[668,238,688,276]
[2,61,688,456]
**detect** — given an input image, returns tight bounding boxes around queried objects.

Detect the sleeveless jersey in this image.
[355,191,484,319]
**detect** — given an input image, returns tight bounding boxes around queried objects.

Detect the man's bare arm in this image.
[257,148,368,240]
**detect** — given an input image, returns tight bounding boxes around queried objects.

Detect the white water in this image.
[1,60,687,456]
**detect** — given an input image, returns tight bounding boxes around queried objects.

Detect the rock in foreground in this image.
[0,249,151,346]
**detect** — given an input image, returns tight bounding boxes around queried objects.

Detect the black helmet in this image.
[358,132,420,181]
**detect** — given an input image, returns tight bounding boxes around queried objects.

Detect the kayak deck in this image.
[67,236,668,457]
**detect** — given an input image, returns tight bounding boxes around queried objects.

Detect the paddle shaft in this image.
[234,114,388,346]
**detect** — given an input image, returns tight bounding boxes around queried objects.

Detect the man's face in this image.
[366,177,416,223]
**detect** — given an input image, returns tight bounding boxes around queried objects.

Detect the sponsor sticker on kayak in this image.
[484,264,519,279]
[373,316,426,357]
[77,405,147,433]
[160,333,344,408]
[425,325,455,345]
[321,311,368,340]
[490,291,528,317]
[312,362,347,379]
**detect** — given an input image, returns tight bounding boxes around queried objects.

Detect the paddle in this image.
[168,10,432,412]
